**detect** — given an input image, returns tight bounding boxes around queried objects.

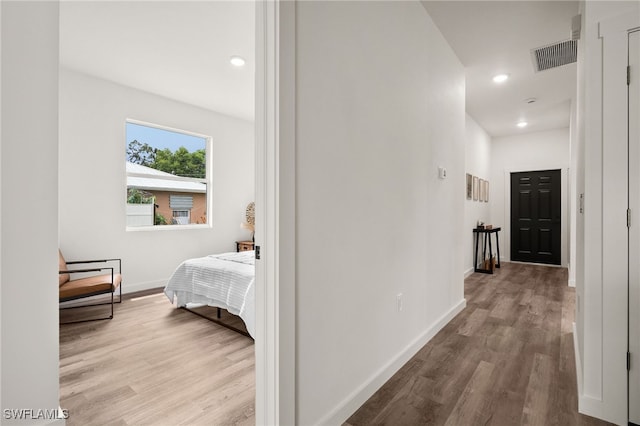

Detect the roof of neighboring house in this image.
[126,162,206,193]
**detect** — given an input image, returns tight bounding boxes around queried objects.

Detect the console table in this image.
[473,227,501,274]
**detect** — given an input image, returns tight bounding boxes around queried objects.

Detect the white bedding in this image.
[164,250,255,338]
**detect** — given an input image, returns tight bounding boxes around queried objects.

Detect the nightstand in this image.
[236,241,254,252]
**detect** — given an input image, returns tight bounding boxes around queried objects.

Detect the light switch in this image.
[438,167,447,179]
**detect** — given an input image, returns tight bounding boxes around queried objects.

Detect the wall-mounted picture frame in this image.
[479,178,485,202]
[473,176,479,201]
[484,180,490,202]
[466,173,472,200]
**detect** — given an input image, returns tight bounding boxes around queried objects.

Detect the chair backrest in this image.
[59,250,70,286]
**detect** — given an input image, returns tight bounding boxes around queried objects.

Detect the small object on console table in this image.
[236,241,255,252]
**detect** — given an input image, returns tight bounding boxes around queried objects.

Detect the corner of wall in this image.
[317,299,467,426]
[0,0,3,411]
[464,267,474,278]
[464,114,493,274]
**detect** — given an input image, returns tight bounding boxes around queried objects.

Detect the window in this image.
[172,210,191,225]
[125,120,210,229]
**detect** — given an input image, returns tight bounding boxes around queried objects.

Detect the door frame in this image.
[503,166,568,267]
[628,27,640,426]
[255,1,296,425]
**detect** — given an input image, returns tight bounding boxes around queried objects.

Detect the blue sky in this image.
[126,122,206,152]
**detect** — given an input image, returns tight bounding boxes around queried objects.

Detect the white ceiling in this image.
[60,1,255,121]
[423,0,579,137]
[60,1,577,137]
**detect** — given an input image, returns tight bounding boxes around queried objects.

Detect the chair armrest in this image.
[65,258,121,273]
[60,267,112,274]
[65,258,120,265]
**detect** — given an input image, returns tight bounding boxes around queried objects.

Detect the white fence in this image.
[126,203,154,227]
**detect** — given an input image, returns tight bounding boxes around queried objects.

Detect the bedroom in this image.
[57,1,257,423]
[58,1,256,288]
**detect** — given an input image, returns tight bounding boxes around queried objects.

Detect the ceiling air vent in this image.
[531,39,577,72]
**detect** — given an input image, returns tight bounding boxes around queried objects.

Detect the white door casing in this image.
[629,28,640,426]
[254,1,296,425]
[584,9,639,424]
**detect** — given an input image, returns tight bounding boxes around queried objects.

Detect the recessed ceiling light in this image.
[517,121,528,128]
[230,56,246,67]
[492,74,509,83]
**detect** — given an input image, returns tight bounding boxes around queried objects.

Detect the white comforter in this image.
[164,251,255,338]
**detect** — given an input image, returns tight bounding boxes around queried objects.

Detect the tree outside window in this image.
[125,121,210,229]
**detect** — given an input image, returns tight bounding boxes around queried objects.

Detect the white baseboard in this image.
[578,394,606,422]
[573,322,610,422]
[123,279,166,294]
[464,267,474,278]
[509,260,565,269]
[317,298,467,426]
[568,261,576,287]
[573,322,582,396]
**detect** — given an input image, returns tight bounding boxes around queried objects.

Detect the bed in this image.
[164,250,255,338]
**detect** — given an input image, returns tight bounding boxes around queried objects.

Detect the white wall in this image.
[489,128,570,267]
[1,2,62,423]
[0,0,3,410]
[293,2,466,424]
[1,0,3,410]
[59,69,254,292]
[464,114,492,275]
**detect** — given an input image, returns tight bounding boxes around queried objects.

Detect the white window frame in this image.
[125,118,212,232]
[171,209,191,225]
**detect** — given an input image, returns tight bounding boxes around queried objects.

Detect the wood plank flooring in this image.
[61,264,613,425]
[59,291,255,426]
[346,263,614,426]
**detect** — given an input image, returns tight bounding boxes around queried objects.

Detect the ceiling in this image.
[60,1,577,137]
[60,1,255,121]
[423,1,579,137]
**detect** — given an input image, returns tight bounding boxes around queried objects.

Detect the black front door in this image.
[510,170,561,265]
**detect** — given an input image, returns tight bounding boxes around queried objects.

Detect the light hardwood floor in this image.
[61,264,613,426]
[346,263,613,426]
[59,292,255,426]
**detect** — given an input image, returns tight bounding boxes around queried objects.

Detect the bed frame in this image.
[181,306,252,339]
[165,250,255,340]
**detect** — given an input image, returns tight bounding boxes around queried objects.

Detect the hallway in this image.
[346,263,611,425]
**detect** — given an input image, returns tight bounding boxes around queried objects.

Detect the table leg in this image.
[488,232,493,273]
[474,232,480,272]
[495,230,501,268]
[483,233,487,267]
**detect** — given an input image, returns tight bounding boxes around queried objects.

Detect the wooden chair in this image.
[59,250,122,324]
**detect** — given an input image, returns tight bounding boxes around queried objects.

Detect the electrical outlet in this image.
[397,293,403,312]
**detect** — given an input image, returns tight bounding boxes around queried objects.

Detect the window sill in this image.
[126,224,211,232]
